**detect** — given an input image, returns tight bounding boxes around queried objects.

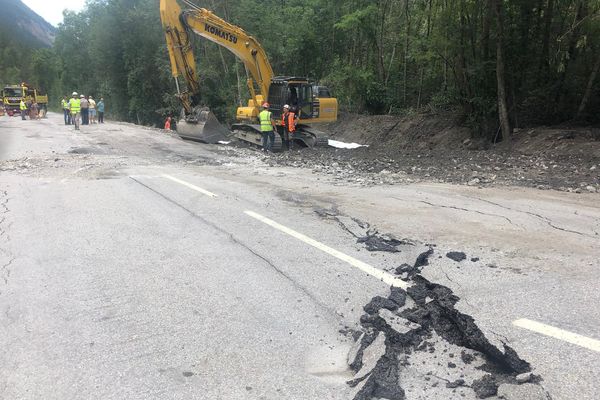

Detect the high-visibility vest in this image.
[61,99,68,109]
[69,98,81,113]
[259,110,273,132]
[20,100,26,111]
[282,112,296,132]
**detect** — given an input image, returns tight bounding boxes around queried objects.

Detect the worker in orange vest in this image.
[281,104,297,150]
[164,116,172,130]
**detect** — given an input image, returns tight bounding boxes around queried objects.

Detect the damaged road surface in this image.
[1,113,599,399]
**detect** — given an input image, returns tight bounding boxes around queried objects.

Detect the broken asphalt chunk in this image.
[472,374,498,398]
[363,296,399,315]
[446,251,467,262]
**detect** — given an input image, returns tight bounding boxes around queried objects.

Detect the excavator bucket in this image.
[176,107,230,144]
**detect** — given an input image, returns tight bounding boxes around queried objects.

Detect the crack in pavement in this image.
[0,190,14,295]
[436,265,479,311]
[392,196,519,227]
[459,194,599,240]
[128,176,341,320]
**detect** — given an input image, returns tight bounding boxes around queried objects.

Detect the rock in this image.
[585,185,597,193]
[468,178,481,186]
[516,372,533,384]
[497,383,550,399]
[446,251,467,262]
[471,257,480,262]
[472,375,498,398]
[378,309,421,335]
[353,332,386,381]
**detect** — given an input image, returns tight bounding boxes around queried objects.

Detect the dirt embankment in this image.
[327,112,600,157]
[262,112,600,193]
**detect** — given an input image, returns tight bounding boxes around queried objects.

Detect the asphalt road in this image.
[0,113,598,399]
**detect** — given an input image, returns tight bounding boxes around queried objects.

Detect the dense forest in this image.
[14,0,600,141]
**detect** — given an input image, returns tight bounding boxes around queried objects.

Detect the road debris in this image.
[346,250,550,399]
[328,139,369,149]
[446,251,467,262]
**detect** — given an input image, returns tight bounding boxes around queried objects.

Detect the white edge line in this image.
[161,174,217,198]
[244,210,408,289]
[513,318,600,353]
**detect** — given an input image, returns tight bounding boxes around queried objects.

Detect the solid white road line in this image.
[513,318,600,353]
[161,174,217,198]
[244,210,408,289]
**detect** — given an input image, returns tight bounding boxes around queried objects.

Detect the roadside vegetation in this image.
[5,0,600,142]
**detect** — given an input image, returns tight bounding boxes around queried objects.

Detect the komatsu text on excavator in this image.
[159,0,338,151]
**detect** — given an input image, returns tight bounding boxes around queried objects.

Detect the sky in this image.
[22,0,86,26]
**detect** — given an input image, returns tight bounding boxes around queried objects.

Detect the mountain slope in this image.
[0,0,56,47]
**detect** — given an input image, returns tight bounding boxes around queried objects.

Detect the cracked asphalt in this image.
[0,113,599,399]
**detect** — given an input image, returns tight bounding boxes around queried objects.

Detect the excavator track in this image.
[294,125,330,148]
[232,124,283,152]
[232,123,330,152]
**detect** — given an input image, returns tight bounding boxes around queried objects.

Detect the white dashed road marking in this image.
[244,210,408,289]
[161,174,217,198]
[138,176,599,353]
[513,318,600,353]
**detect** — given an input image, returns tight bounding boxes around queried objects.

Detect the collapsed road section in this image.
[326,214,551,399]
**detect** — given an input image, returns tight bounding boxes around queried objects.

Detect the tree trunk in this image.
[494,0,511,144]
[576,53,600,119]
[555,1,586,109]
[482,0,493,61]
[538,0,554,75]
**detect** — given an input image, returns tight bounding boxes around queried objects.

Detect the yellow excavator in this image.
[159,0,338,151]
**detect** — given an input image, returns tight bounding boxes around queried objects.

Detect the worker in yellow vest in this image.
[259,102,277,152]
[68,92,81,130]
[61,96,71,125]
[19,99,27,120]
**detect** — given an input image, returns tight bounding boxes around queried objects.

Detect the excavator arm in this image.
[160,0,274,113]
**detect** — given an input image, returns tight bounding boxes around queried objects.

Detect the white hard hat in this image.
[283,104,290,109]
[80,94,85,98]
[72,92,78,96]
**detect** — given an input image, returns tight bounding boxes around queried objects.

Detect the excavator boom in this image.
[160,0,231,143]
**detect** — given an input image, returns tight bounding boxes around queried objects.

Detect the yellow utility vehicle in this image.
[2,83,48,115]
[160,0,338,150]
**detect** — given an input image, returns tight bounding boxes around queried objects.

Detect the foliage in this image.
[6,0,600,135]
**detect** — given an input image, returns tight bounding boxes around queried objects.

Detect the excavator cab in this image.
[267,77,337,125]
[267,77,315,120]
